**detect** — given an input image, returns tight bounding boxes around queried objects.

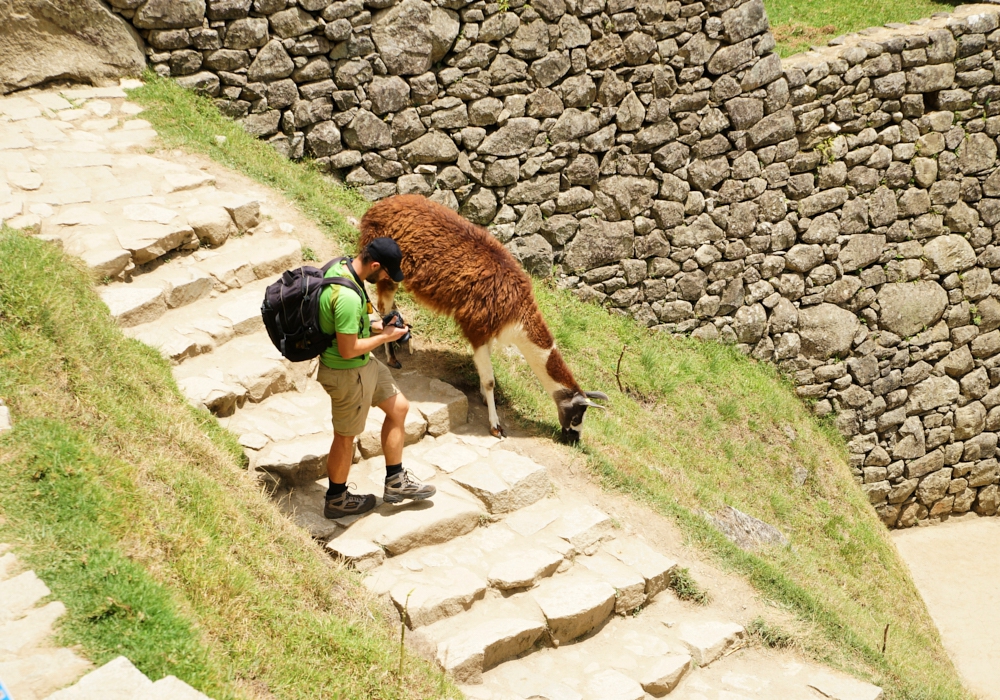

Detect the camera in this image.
[382,310,411,343]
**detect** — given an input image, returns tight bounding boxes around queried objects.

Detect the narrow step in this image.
[0,571,51,623]
[0,648,91,700]
[45,656,152,700]
[0,601,66,658]
[173,333,312,414]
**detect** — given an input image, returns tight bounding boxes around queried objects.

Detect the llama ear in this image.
[585,391,609,402]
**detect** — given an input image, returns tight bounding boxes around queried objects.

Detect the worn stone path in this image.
[2,82,883,700]
[0,544,214,700]
[893,515,1000,700]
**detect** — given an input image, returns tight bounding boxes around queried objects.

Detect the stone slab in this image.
[0,601,65,658]
[46,655,152,700]
[0,571,50,623]
[529,573,616,644]
[345,491,485,555]
[677,620,745,666]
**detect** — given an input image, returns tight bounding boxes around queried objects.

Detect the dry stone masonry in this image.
[102,0,1000,528]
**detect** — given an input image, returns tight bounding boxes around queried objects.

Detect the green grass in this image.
[122,78,971,699]
[489,284,971,700]
[0,228,458,700]
[765,0,960,56]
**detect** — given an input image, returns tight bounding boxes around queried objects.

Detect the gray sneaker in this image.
[384,471,436,504]
[324,489,376,519]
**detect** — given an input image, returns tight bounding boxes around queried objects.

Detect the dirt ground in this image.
[893,516,1000,700]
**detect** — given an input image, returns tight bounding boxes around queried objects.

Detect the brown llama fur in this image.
[359,194,605,439]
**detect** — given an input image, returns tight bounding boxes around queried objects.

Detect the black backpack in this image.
[261,257,369,362]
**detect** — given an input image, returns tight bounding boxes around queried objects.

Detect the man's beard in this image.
[365,271,381,283]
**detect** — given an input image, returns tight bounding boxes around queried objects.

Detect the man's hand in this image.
[382,323,409,343]
[370,316,384,332]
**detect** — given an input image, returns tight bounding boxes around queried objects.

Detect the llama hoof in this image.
[387,358,402,369]
[490,425,506,439]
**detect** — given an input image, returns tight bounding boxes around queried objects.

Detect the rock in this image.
[958,133,997,174]
[636,655,692,696]
[175,71,220,96]
[529,574,615,644]
[186,206,236,246]
[371,0,459,76]
[134,0,205,28]
[247,40,294,82]
[797,303,860,359]
[368,75,410,115]
[906,64,955,93]
[399,131,458,165]
[798,188,849,217]
[327,538,385,572]
[478,118,540,157]
[746,110,795,148]
[876,282,948,337]
[922,235,976,274]
[707,38,754,75]
[564,219,634,272]
[460,187,497,225]
[0,404,12,434]
[342,110,391,151]
[955,402,986,440]
[507,234,553,278]
[733,303,767,343]
[510,19,549,60]
[269,7,318,38]
[839,234,885,271]
[346,491,483,555]
[678,621,745,666]
[223,17,268,48]
[707,505,789,551]
[390,567,487,628]
[0,0,145,93]
[807,672,885,700]
[907,376,960,413]
[241,110,280,137]
[785,244,825,272]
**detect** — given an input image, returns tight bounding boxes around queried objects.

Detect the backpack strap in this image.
[320,257,369,337]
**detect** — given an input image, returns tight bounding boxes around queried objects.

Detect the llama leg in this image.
[472,343,504,438]
[375,278,402,368]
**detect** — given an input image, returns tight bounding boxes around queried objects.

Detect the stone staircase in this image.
[0,545,214,700]
[2,83,885,700]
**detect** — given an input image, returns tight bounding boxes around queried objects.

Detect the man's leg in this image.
[327,432,355,485]
[378,392,409,466]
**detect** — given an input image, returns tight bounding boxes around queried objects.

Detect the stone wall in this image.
[109,0,1000,527]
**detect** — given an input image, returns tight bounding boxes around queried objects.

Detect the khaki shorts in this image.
[317,358,400,437]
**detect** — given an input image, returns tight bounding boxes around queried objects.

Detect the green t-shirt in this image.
[318,260,371,369]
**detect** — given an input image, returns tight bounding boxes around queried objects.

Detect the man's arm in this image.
[336,324,408,359]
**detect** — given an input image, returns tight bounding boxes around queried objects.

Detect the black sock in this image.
[327,482,347,499]
[385,463,403,480]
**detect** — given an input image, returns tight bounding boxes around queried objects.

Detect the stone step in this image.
[0,571,50,623]
[0,601,66,659]
[173,333,312,414]
[134,675,211,700]
[45,656,152,700]
[414,594,548,684]
[330,488,486,557]
[0,648,91,700]
[0,550,17,579]
[528,571,617,645]
[449,449,550,514]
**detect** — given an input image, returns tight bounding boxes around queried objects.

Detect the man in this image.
[317,237,436,519]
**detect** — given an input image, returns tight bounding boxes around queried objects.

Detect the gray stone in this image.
[722,0,767,43]
[399,131,459,164]
[797,303,860,359]
[511,19,549,60]
[306,121,343,157]
[746,110,795,149]
[906,64,955,93]
[371,0,459,75]
[876,282,948,337]
[224,17,268,48]
[478,118,540,156]
[369,76,410,115]
[269,7,318,38]
[564,219,634,272]
[507,234,553,277]
[785,244,825,273]
[922,235,976,274]
[908,375,961,413]
[135,0,205,28]
[247,40,294,81]
[0,0,146,93]
[343,110,392,151]
[839,234,885,271]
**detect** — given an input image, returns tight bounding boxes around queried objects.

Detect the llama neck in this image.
[508,325,579,398]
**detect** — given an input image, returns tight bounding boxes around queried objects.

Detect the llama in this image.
[359,194,608,442]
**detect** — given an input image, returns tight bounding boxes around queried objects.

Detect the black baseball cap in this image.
[366,237,404,282]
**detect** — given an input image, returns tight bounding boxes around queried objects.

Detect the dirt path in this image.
[892,516,1000,700]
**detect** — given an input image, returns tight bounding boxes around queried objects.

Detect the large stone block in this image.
[0,0,145,93]
[797,303,860,359]
[876,282,948,337]
[563,219,635,272]
[371,0,459,75]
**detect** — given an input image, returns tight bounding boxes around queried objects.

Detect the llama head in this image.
[555,389,609,443]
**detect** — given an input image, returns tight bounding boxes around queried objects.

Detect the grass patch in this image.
[747,616,795,649]
[765,0,960,55]
[118,80,969,699]
[488,283,971,700]
[126,72,366,248]
[0,228,457,700]
[667,567,711,606]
